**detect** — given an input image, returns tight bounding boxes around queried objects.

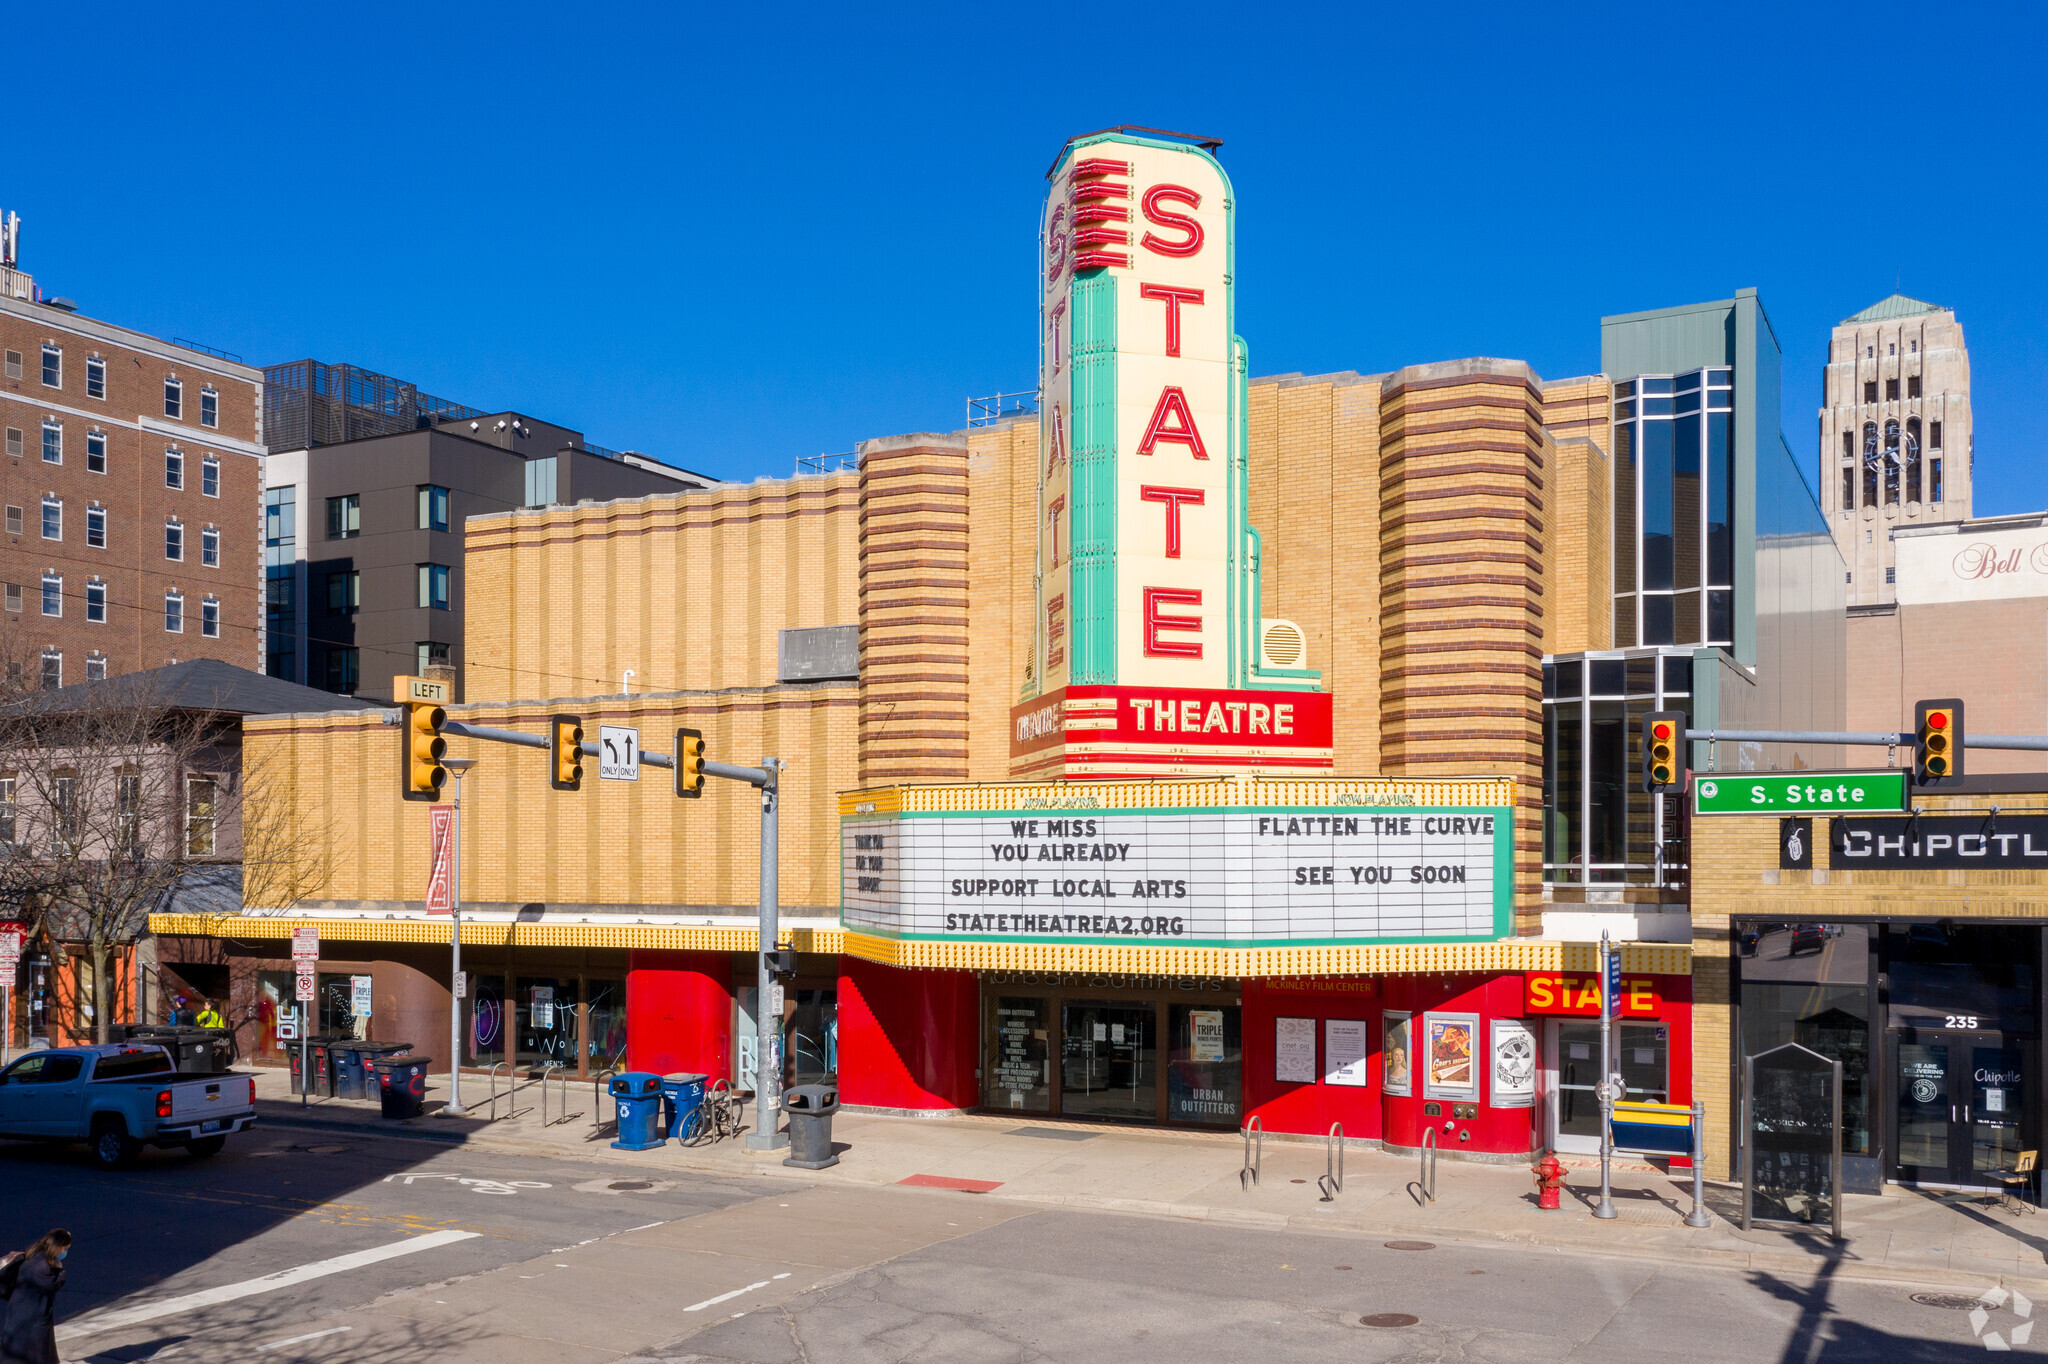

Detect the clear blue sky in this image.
[11,4,2044,509]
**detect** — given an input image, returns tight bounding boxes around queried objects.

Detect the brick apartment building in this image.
[0,219,263,686]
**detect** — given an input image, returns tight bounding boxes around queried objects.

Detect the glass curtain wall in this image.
[1541,649,1692,884]
[1612,369,1735,647]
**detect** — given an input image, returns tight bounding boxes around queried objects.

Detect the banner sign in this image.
[1491,1019,1536,1108]
[1693,771,1908,816]
[426,804,455,914]
[843,804,1511,948]
[1832,815,2048,870]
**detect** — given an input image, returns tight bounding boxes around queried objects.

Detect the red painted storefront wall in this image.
[836,957,977,1111]
[626,949,733,1082]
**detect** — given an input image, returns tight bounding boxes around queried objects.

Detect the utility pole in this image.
[746,758,787,1151]
[441,757,475,1117]
[1594,929,1618,1219]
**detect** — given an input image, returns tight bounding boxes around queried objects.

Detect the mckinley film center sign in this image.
[841,787,1514,949]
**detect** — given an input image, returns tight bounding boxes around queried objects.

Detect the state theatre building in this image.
[152,128,1796,1158]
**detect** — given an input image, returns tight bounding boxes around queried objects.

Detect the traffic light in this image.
[550,714,584,791]
[1915,698,1964,785]
[1641,711,1685,792]
[676,727,705,798]
[405,696,447,798]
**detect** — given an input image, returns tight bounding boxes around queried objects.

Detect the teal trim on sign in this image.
[1069,271,1117,682]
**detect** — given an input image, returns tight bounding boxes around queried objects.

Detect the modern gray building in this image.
[260,360,715,703]
[1543,290,1847,911]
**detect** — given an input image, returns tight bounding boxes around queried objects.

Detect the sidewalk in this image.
[249,1067,2048,1297]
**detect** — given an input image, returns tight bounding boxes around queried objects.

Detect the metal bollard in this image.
[1419,1126,1438,1204]
[1685,1099,1712,1227]
[1240,1115,1263,1191]
[1319,1122,1345,1201]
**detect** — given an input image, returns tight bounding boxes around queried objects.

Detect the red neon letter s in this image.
[1143,587,1203,658]
[1139,485,1205,558]
[1141,185,1203,257]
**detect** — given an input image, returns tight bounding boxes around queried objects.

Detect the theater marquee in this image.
[841,779,1513,951]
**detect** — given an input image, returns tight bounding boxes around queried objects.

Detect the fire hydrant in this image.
[1532,1152,1568,1212]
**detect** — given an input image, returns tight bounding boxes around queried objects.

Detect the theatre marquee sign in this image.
[841,779,1513,950]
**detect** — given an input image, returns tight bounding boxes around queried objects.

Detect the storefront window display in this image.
[1166,1003,1241,1124]
[1735,922,1872,1171]
[585,978,627,1072]
[989,997,1052,1112]
[254,970,293,1064]
[515,977,576,1066]
[468,979,506,1066]
[317,973,370,1040]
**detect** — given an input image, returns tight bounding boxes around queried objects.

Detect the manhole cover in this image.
[1911,1292,1983,1310]
[609,1181,655,1191]
[1361,1313,1420,1328]
[1383,1241,1436,1251]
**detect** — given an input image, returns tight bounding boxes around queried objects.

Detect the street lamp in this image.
[439,755,477,1117]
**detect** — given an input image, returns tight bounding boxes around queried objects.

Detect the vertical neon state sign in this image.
[1038,134,1236,692]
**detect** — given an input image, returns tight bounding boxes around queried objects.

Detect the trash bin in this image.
[659,1073,708,1141]
[309,1035,354,1097]
[373,1055,432,1119]
[128,1025,225,1074]
[782,1084,839,1170]
[334,1043,412,1101]
[608,1072,666,1151]
[288,1045,309,1095]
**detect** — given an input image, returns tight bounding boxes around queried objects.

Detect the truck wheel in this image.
[91,1120,139,1171]
[185,1136,227,1158]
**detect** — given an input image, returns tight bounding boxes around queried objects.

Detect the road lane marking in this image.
[259,1326,353,1350]
[55,1230,481,1342]
[684,1281,772,1312]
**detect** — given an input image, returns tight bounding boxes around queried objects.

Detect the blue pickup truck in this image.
[0,1044,258,1168]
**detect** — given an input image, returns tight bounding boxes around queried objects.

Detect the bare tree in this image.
[0,648,245,1043]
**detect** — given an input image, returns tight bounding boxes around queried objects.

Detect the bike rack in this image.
[538,1062,567,1126]
[1418,1125,1438,1204]
[1240,1115,1263,1191]
[591,1067,620,1132]
[485,1062,512,1122]
[1318,1122,1345,1201]
[705,1078,733,1143]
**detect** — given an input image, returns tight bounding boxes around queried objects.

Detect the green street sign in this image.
[1692,771,1909,816]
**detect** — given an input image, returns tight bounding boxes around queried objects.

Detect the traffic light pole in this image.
[743,758,787,1150]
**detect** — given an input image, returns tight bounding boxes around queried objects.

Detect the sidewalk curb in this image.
[262,1109,2048,1296]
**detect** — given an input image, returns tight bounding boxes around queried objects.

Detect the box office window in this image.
[1736,921,1873,1158]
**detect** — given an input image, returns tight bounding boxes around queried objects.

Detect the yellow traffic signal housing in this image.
[1641,711,1684,792]
[405,699,447,797]
[550,714,584,791]
[676,727,705,798]
[1915,698,1964,785]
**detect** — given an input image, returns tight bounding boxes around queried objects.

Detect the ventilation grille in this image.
[1260,619,1306,669]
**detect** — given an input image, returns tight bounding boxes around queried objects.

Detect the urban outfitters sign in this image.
[842,804,1512,948]
[1693,771,1908,816]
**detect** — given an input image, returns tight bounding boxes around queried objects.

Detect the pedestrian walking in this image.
[194,1000,224,1029]
[0,1228,70,1364]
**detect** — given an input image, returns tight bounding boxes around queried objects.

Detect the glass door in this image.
[1552,1021,1603,1154]
[1060,1001,1158,1122]
[1895,1031,2037,1186]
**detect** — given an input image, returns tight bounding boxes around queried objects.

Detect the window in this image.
[39,652,61,692]
[1906,418,1923,502]
[1863,381,1878,404]
[1883,419,1902,504]
[200,526,218,567]
[201,455,219,497]
[200,597,219,638]
[4,428,18,457]
[324,647,359,694]
[1889,342,1896,357]
[3,349,18,379]
[3,584,18,613]
[165,591,183,633]
[199,387,218,429]
[1931,420,1943,449]
[524,456,558,508]
[1908,375,1922,399]
[4,506,19,535]
[1885,378,1900,402]
[416,641,451,673]
[85,580,105,623]
[165,448,184,489]
[40,498,60,541]
[0,777,14,844]
[117,773,141,855]
[40,345,60,388]
[85,655,105,682]
[86,430,106,474]
[1886,566,1896,585]
[1862,422,1880,507]
[85,356,105,400]
[265,487,295,547]
[418,563,450,610]
[1841,467,1855,511]
[417,484,450,532]
[165,520,183,561]
[327,570,360,615]
[1841,431,1853,460]
[1865,346,1874,360]
[86,506,105,548]
[163,377,182,419]
[52,776,77,842]
[186,778,217,855]
[1930,457,1944,503]
[1911,339,1919,353]
[41,421,60,464]
[326,494,360,539]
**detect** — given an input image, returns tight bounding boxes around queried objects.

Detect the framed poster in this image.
[1423,1012,1480,1101]
[1275,1016,1317,1084]
[1324,1018,1370,1087]
[1491,1018,1536,1108]
[1382,1010,1413,1096]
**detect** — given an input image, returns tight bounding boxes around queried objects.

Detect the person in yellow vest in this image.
[194,1000,225,1029]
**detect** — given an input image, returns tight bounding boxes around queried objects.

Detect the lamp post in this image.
[440,756,476,1117]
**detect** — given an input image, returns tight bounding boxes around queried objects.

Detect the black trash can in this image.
[309,1034,355,1097]
[374,1055,432,1119]
[336,1043,411,1101]
[782,1084,839,1170]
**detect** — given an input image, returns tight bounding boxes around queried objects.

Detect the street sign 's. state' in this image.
[1693,771,1908,816]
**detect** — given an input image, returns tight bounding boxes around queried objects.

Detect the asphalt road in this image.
[0,1124,2026,1363]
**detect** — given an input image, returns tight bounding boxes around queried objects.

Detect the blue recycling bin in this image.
[609,1071,667,1151]
[660,1073,708,1141]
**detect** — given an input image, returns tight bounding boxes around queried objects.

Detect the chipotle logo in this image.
[1953,541,2048,580]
